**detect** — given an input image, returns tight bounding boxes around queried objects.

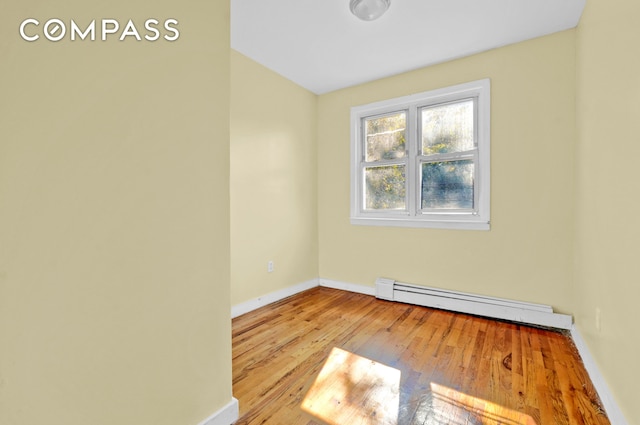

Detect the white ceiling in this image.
[231,0,585,95]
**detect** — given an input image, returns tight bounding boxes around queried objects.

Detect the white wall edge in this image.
[231,278,320,319]
[319,278,376,296]
[197,397,239,425]
[570,325,628,425]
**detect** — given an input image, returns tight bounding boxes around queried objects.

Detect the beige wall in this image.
[230,51,318,305]
[0,1,232,424]
[575,0,639,422]
[2,0,636,422]
[318,31,577,314]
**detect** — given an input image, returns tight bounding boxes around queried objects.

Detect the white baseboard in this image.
[319,278,376,296]
[197,397,239,425]
[570,326,628,425]
[231,279,319,318]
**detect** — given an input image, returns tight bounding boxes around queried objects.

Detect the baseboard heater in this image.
[375,278,573,330]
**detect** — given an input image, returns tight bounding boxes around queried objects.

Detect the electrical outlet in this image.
[595,307,602,332]
[268,261,274,273]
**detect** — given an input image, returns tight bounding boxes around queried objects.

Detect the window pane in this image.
[421,160,474,210]
[365,112,406,162]
[365,165,406,210]
[421,100,474,155]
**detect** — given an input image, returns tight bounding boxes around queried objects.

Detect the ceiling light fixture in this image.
[349,0,391,21]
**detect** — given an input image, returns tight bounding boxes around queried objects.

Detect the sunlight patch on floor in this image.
[300,347,537,425]
[423,382,538,425]
[301,347,401,425]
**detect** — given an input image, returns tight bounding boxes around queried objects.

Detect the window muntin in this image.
[350,79,490,230]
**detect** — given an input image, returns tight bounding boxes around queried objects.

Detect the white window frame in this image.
[350,79,490,230]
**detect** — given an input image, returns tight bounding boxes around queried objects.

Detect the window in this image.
[350,79,490,230]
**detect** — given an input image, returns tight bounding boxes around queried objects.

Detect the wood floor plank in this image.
[232,287,610,425]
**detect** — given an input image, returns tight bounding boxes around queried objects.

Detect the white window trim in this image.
[350,79,490,230]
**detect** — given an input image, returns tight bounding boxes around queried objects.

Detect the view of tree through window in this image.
[421,99,474,155]
[365,112,406,161]
[364,112,407,210]
[420,99,476,210]
[421,160,474,209]
[365,165,406,210]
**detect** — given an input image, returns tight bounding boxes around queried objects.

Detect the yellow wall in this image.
[575,0,639,422]
[230,51,318,305]
[318,31,577,314]
[0,1,232,424]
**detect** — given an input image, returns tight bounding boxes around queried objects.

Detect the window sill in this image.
[350,216,490,231]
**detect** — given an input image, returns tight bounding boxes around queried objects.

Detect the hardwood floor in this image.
[232,287,609,425]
